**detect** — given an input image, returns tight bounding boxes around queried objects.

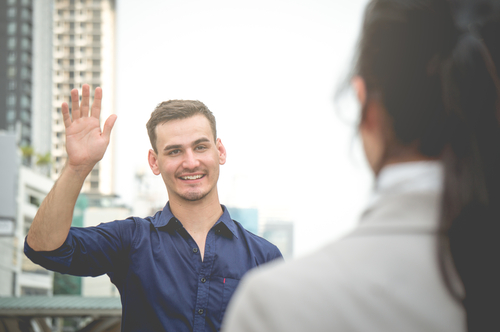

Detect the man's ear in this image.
[216,138,227,165]
[148,149,161,175]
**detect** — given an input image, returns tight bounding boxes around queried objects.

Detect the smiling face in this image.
[148,115,226,204]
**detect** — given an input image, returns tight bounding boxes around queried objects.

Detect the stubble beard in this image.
[179,188,211,202]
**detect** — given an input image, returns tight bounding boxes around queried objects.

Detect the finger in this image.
[71,89,81,120]
[102,114,117,141]
[61,102,72,128]
[80,84,90,117]
[91,87,102,120]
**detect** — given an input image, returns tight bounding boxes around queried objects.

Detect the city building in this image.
[32,0,54,157]
[0,133,55,297]
[52,0,116,195]
[1,0,35,147]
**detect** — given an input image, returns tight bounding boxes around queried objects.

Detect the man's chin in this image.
[179,191,209,202]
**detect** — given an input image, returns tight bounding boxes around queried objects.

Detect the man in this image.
[25,84,282,331]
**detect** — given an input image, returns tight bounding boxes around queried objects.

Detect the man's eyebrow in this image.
[163,144,182,151]
[193,138,211,145]
[163,138,211,152]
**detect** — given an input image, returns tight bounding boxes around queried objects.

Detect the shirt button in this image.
[193,248,198,253]
[198,309,204,315]
[201,277,206,283]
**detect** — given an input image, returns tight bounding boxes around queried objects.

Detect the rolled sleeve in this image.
[24,218,136,277]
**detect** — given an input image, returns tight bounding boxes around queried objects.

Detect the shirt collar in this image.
[154,202,239,239]
[366,160,444,209]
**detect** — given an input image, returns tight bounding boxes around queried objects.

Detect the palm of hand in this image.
[62,84,117,174]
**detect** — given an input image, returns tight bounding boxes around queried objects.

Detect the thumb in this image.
[102,114,118,141]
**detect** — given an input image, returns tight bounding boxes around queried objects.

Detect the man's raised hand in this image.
[62,84,117,175]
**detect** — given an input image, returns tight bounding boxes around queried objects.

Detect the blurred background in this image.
[0,0,372,329]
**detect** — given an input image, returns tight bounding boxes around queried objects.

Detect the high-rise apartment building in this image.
[1,0,34,147]
[52,0,116,195]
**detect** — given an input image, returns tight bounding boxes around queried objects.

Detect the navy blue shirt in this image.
[24,204,282,331]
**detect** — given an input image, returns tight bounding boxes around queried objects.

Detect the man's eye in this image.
[168,149,180,155]
[195,145,207,151]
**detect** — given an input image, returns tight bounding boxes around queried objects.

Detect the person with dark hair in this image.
[24,86,282,331]
[222,0,500,331]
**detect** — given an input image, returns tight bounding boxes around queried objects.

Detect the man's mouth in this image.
[180,174,204,180]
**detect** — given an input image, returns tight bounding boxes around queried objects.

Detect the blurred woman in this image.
[222,0,500,331]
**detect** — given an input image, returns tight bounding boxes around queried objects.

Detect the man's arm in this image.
[27,84,117,251]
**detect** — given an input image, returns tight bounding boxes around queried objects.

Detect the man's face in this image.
[148,115,226,203]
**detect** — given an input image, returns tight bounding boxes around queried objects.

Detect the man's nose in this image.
[182,150,200,170]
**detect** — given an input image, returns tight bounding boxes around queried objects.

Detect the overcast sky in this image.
[114,0,372,257]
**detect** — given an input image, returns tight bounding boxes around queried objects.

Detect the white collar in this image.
[367,161,444,209]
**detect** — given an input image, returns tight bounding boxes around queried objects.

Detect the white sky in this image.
[114,0,373,258]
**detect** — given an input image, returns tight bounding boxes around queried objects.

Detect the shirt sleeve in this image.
[24,218,137,277]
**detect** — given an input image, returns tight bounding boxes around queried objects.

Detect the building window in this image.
[93,59,100,67]
[21,23,31,35]
[92,35,100,43]
[7,66,16,78]
[7,8,16,18]
[69,47,75,54]
[93,47,100,54]
[9,81,17,90]
[69,71,75,78]
[20,51,30,63]
[7,52,16,63]
[21,0,31,5]
[92,71,99,78]
[70,59,74,65]
[21,110,30,122]
[93,10,100,18]
[70,22,75,29]
[8,37,16,49]
[21,8,31,20]
[7,94,16,106]
[21,37,31,50]
[90,181,99,189]
[6,110,16,122]
[7,22,16,34]
[93,23,100,31]
[21,95,30,108]
[20,67,31,80]
[7,0,17,5]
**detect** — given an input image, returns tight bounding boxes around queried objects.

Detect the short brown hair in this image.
[146,100,217,153]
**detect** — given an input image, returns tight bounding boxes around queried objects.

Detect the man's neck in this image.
[168,194,223,237]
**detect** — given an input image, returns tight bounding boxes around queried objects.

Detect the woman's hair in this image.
[353,0,500,330]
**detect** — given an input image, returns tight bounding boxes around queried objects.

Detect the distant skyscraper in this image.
[32,0,54,157]
[1,0,35,147]
[52,0,116,195]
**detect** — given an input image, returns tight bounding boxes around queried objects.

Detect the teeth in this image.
[181,175,203,180]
